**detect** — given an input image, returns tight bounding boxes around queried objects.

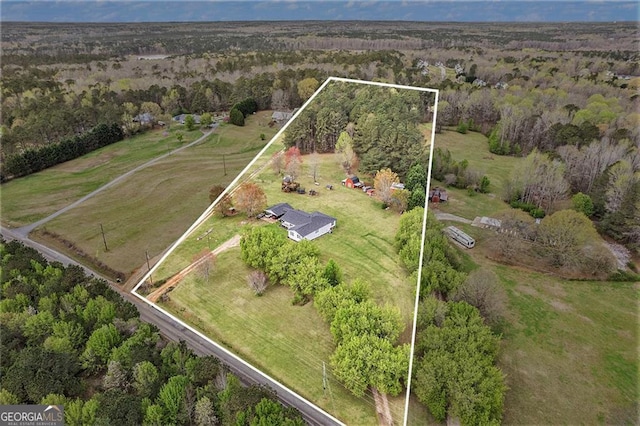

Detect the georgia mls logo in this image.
[0,404,64,426]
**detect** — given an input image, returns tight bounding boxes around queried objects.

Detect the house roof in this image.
[272,111,294,121]
[133,112,154,123]
[172,114,201,124]
[280,209,311,227]
[281,209,336,238]
[265,203,293,217]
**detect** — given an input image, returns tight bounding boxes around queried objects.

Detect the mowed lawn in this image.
[29,112,278,278]
[421,130,638,424]
[497,268,638,424]
[434,129,521,196]
[429,129,523,220]
[158,146,422,423]
[165,249,381,425]
[0,126,202,226]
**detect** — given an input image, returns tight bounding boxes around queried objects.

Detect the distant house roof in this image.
[272,111,294,122]
[172,114,201,124]
[265,203,293,218]
[133,112,154,124]
[279,209,336,238]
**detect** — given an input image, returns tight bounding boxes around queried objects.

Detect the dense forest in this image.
[283,81,434,178]
[0,239,304,425]
[1,22,637,252]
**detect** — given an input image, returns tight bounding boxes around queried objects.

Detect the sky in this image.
[1,0,639,22]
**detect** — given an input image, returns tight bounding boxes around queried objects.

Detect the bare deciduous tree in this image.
[271,151,284,175]
[453,268,506,327]
[247,270,268,295]
[233,183,267,218]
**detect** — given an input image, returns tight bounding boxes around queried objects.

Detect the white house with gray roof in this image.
[265,204,336,242]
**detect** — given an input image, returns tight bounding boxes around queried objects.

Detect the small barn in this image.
[429,187,448,202]
[342,176,362,189]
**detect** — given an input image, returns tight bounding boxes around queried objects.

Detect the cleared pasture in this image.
[1,127,202,226]
[29,112,277,278]
[423,131,638,425]
[155,144,420,423]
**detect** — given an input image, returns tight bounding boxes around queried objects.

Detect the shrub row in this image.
[509,199,546,218]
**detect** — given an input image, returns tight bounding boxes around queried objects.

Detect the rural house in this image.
[264,203,336,241]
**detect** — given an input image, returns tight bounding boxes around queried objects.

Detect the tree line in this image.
[284,81,434,179]
[395,208,507,424]
[0,239,304,426]
[1,123,123,182]
[239,225,409,401]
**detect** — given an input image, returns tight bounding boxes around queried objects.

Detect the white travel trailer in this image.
[444,226,475,248]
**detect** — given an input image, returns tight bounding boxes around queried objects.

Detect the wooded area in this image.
[1,21,636,249]
[0,239,304,425]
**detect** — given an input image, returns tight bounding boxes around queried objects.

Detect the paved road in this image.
[0,225,343,426]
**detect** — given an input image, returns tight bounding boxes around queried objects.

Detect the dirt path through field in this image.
[372,388,393,426]
[434,212,472,224]
[147,234,241,302]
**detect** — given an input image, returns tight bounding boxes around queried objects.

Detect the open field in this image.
[22,112,278,278]
[441,237,639,424]
[0,127,203,227]
[153,142,420,423]
[424,130,639,424]
[434,128,522,197]
[164,248,381,424]
[427,129,523,221]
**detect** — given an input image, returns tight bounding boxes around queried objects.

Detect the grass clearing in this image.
[157,142,419,422]
[1,126,203,226]
[417,130,639,424]
[427,129,524,221]
[496,265,638,424]
[163,248,381,425]
[28,112,277,278]
[434,129,522,196]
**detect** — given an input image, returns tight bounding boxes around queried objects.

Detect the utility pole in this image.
[322,361,327,396]
[100,224,108,251]
[145,250,153,284]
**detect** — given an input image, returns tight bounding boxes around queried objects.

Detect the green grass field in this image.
[164,248,381,424]
[434,129,521,196]
[156,143,420,423]
[9,112,278,278]
[421,130,639,424]
[1,126,203,226]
